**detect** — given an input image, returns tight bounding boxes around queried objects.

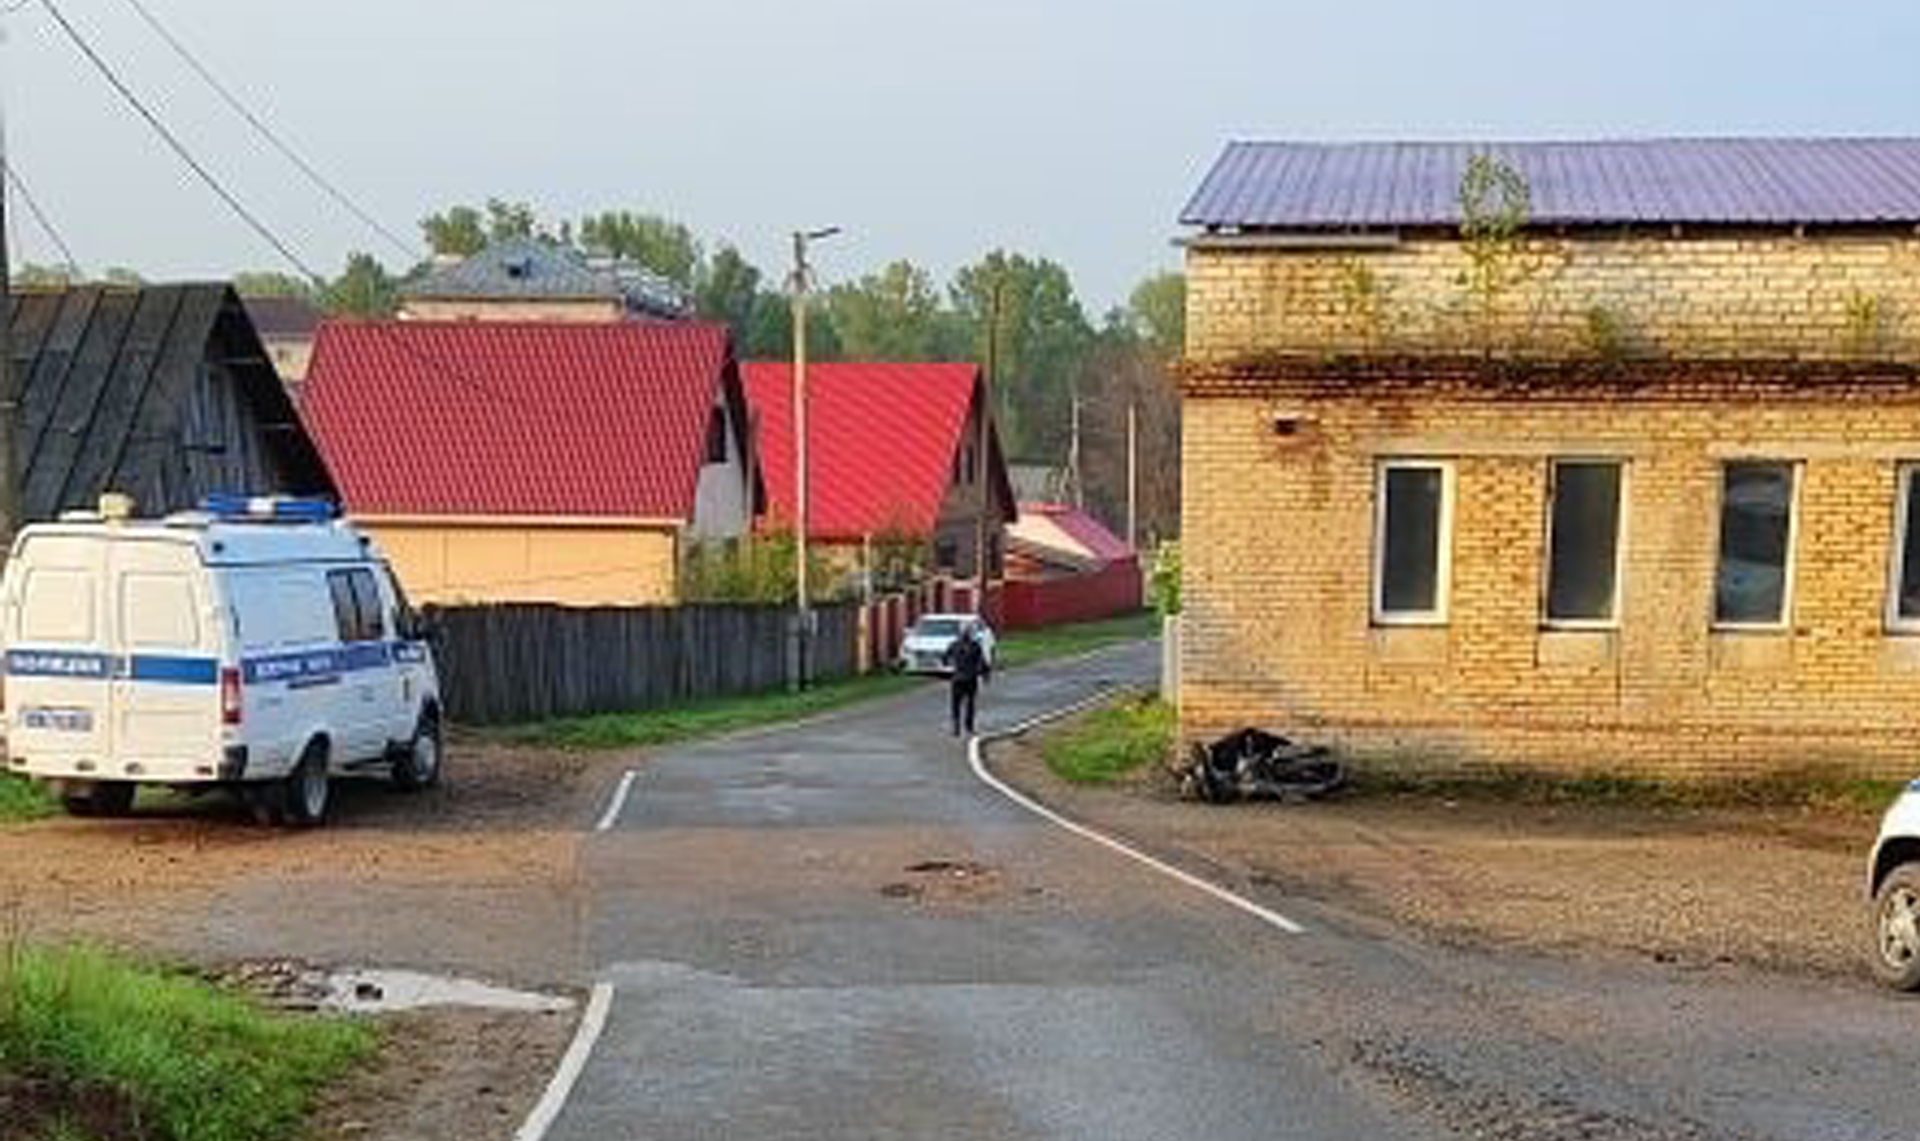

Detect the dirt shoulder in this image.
[0,737,628,1141]
[991,726,1883,982]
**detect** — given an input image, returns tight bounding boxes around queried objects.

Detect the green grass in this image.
[994,610,1159,670]
[1042,696,1174,785]
[500,672,928,750]
[0,944,372,1141]
[500,611,1163,750]
[0,774,58,824]
[1353,765,1909,814]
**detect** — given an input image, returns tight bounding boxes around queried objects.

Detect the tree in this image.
[1076,308,1181,545]
[1127,272,1186,360]
[99,266,146,287]
[577,211,700,287]
[694,244,764,337]
[420,198,546,257]
[322,252,399,317]
[233,271,316,300]
[950,251,1093,464]
[743,291,842,362]
[11,263,80,288]
[827,260,967,361]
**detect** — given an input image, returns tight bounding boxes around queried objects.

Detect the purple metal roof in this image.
[1180,139,1920,230]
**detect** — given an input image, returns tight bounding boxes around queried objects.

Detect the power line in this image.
[32,0,520,410]
[111,0,417,262]
[3,159,80,271]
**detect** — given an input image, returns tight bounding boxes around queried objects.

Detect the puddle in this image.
[213,960,574,1015]
[319,969,575,1015]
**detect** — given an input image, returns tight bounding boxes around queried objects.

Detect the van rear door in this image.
[6,535,113,770]
[108,540,221,778]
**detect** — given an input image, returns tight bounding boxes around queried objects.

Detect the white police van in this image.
[2,495,441,826]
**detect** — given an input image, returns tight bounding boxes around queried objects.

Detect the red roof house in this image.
[302,321,758,604]
[742,362,1015,577]
[1001,502,1144,629]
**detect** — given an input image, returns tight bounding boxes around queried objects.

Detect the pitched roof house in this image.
[6,283,335,521]
[741,362,1016,577]
[1177,136,1920,780]
[240,293,323,387]
[302,321,756,604]
[400,238,688,324]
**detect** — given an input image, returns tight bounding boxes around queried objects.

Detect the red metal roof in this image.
[301,321,734,518]
[742,362,993,540]
[1009,502,1135,569]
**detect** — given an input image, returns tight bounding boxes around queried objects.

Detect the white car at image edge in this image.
[1868,780,1920,989]
[896,614,996,676]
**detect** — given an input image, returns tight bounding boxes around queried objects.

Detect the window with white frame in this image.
[1714,461,1797,627]
[1544,460,1625,625]
[1889,465,1920,630]
[1373,460,1453,624]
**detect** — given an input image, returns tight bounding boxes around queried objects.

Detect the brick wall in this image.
[1187,232,1920,364]
[1179,361,1920,779]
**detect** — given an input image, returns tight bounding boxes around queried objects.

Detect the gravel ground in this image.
[993,727,1885,982]
[0,738,628,1141]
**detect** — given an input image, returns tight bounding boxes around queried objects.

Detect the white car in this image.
[897,614,996,676]
[1868,780,1920,989]
[2,494,442,827]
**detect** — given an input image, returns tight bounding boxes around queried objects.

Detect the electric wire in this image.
[3,159,81,272]
[111,0,417,261]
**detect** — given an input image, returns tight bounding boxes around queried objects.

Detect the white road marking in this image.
[594,769,639,833]
[513,982,614,1141]
[968,693,1308,937]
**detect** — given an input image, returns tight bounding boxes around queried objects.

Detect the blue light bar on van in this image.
[200,495,338,522]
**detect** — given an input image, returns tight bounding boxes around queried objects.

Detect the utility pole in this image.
[974,278,1002,615]
[1126,399,1138,550]
[1066,385,1084,509]
[0,147,17,552]
[788,226,838,687]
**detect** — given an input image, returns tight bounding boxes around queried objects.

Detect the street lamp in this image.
[790,226,839,687]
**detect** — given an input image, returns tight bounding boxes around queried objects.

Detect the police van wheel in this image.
[281,745,331,827]
[391,713,442,792]
[63,781,135,818]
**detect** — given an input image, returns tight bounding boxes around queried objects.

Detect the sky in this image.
[3,0,1918,311]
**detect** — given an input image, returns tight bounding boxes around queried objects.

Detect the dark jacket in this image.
[946,633,990,684]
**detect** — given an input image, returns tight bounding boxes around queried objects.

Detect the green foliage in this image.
[578,211,701,287]
[1150,541,1181,617]
[1844,290,1889,359]
[0,775,57,823]
[419,199,549,257]
[1042,696,1173,785]
[232,270,316,300]
[97,267,146,288]
[693,244,764,336]
[680,529,841,604]
[1456,153,1532,353]
[1335,260,1388,350]
[320,251,399,317]
[994,611,1158,670]
[1127,271,1187,360]
[504,673,926,750]
[1582,305,1629,361]
[10,263,81,289]
[867,518,933,594]
[0,944,371,1141]
[742,293,842,361]
[1354,764,1907,814]
[828,261,970,361]
[951,250,1094,464]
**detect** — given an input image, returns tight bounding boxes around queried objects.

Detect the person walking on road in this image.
[946,626,991,737]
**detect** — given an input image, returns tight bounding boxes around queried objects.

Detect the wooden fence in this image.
[428,601,861,726]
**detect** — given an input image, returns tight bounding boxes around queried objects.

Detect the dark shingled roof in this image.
[6,284,336,520]
[402,237,688,317]
[240,293,322,340]
[1181,138,1920,230]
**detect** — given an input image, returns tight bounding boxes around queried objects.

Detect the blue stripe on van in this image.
[127,655,220,685]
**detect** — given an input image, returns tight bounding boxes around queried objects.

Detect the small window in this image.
[1889,465,1920,630]
[705,407,729,464]
[934,538,959,571]
[327,568,384,643]
[1544,461,1624,625]
[121,573,200,649]
[20,569,96,644]
[1715,461,1797,627]
[1373,461,1453,624]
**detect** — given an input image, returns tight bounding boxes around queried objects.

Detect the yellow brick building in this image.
[1177,139,1920,778]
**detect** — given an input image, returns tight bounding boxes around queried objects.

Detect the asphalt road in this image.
[548,644,1920,1141]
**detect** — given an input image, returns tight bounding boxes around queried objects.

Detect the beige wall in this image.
[1180,365,1920,779]
[1186,232,1920,364]
[368,521,681,606]
[265,336,313,384]
[398,298,625,324]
